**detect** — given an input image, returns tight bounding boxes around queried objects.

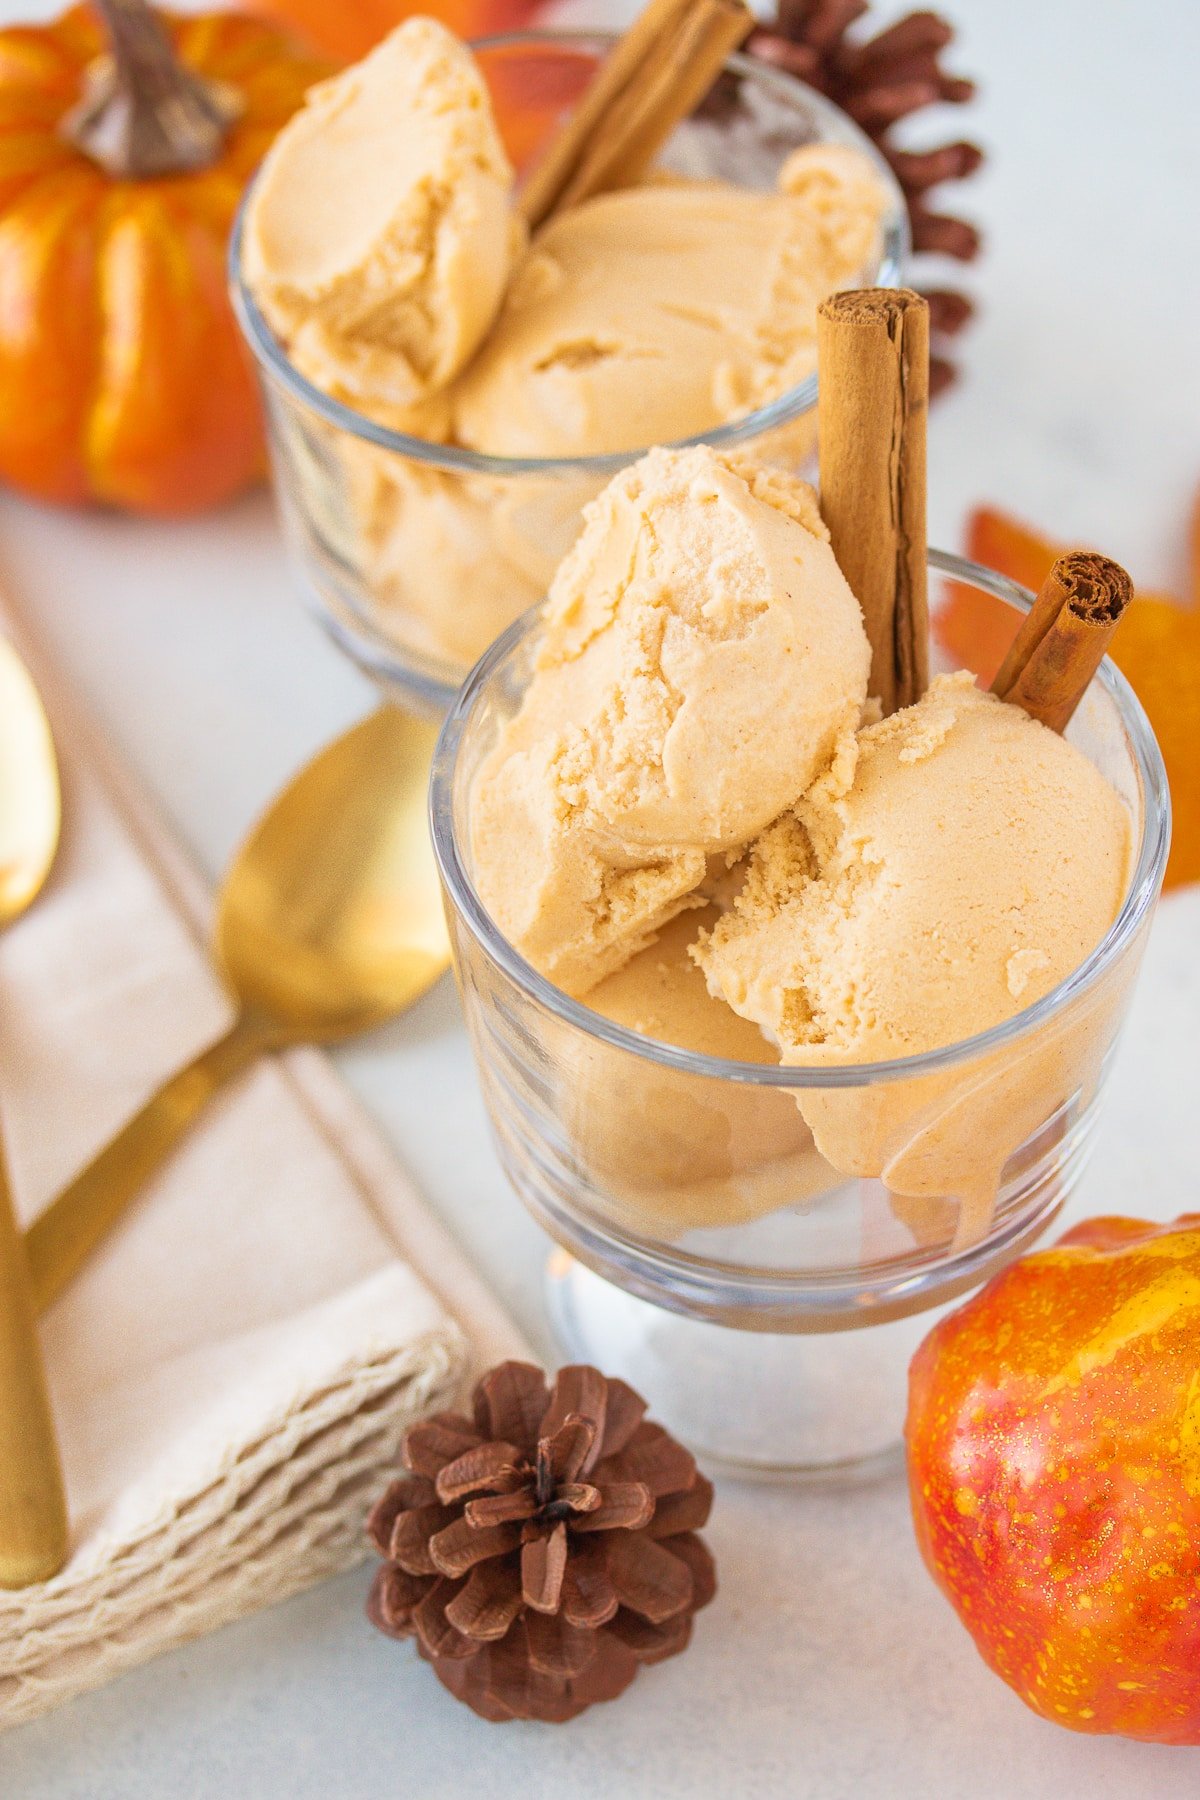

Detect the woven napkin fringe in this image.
[0,582,528,1736]
[0,1324,465,1726]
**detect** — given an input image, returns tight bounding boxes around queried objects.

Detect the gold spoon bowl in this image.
[27,705,451,1311]
[0,637,59,921]
[0,637,69,1587]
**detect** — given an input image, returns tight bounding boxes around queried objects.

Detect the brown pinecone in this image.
[746,2,983,395]
[366,1361,716,1723]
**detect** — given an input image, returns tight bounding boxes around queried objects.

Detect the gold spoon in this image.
[0,637,69,1586]
[25,706,450,1313]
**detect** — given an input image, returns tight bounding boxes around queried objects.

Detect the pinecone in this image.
[366,1361,716,1722]
[745,2,983,395]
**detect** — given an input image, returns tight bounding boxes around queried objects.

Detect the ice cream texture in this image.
[337,143,885,667]
[697,673,1132,1062]
[566,912,834,1233]
[587,910,781,1064]
[340,450,559,666]
[241,17,888,672]
[470,445,872,996]
[696,672,1133,1224]
[454,146,886,458]
[467,451,1136,1243]
[242,18,520,410]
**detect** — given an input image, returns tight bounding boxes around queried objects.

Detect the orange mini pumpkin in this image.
[0,1,326,515]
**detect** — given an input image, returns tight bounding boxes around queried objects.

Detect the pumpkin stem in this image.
[63,0,243,178]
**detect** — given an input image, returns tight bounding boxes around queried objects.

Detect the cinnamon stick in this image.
[817,288,930,715]
[991,551,1133,733]
[519,0,752,231]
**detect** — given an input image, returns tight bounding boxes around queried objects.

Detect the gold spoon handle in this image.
[25,1015,267,1313]
[0,1132,68,1585]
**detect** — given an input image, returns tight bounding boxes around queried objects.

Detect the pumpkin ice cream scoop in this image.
[243,17,521,411]
[699,673,1130,1061]
[452,145,885,458]
[696,673,1132,1219]
[470,444,871,997]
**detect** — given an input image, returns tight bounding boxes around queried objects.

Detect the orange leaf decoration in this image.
[938,498,1200,891]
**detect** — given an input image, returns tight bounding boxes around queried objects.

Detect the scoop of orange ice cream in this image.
[564,911,831,1233]
[243,18,521,411]
[453,146,885,458]
[470,445,871,996]
[697,673,1133,1228]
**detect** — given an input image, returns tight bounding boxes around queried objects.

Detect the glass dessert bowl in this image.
[430,551,1170,1478]
[229,30,907,714]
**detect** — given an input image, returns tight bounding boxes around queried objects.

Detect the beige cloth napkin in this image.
[0,596,524,1730]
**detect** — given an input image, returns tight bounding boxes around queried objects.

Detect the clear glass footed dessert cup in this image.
[229,30,907,714]
[429,552,1171,1479]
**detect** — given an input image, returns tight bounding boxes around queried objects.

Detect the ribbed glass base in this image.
[545,1251,953,1481]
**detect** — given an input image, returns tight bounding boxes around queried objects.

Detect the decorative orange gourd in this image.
[0,1,326,514]
[907,1216,1200,1744]
[247,0,542,65]
[245,0,557,172]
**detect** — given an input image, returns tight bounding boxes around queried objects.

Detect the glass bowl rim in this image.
[430,546,1172,1088]
[227,27,909,482]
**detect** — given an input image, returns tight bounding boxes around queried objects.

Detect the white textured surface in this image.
[2,0,1199,1791]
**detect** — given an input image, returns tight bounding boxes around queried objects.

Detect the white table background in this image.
[3,0,1199,1791]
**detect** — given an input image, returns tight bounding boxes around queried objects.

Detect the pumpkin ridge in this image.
[0,162,104,501]
[0,26,85,98]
